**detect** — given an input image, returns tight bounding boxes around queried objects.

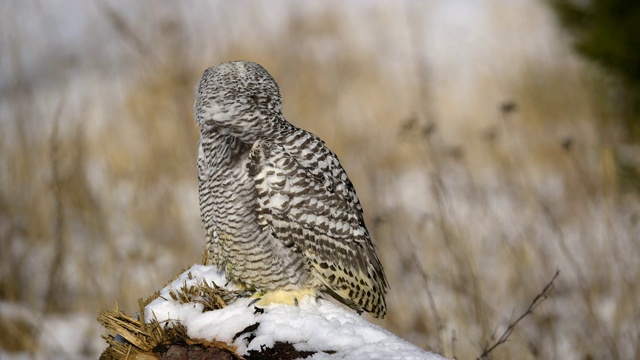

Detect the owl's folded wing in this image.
[247,138,388,317]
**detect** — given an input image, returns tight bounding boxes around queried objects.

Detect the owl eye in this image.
[250,95,260,104]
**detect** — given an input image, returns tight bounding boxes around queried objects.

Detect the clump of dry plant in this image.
[98,271,245,360]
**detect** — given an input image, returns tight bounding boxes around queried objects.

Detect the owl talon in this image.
[247,288,316,308]
[248,297,261,307]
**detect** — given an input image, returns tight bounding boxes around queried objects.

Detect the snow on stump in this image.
[99,265,445,360]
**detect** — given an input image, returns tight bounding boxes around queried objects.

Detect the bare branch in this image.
[477,270,560,359]
[412,252,444,353]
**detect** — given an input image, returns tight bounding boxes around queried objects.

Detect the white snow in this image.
[0,301,105,360]
[145,265,445,359]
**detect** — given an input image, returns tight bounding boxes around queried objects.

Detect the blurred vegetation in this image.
[550,0,640,189]
[551,0,640,139]
[1,1,640,359]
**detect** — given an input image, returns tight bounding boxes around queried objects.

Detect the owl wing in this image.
[247,137,388,317]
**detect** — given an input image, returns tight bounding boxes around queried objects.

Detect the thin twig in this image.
[451,329,457,360]
[44,99,66,314]
[412,251,444,353]
[477,270,560,359]
[95,0,156,61]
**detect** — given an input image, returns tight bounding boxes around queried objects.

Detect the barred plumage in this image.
[194,61,388,318]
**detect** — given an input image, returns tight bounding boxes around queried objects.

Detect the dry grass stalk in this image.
[478,270,560,359]
[98,273,246,359]
[166,278,246,312]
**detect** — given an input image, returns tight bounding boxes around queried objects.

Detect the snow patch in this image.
[145,265,445,359]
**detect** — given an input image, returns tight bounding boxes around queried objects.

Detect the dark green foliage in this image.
[551,0,640,87]
[551,0,640,140]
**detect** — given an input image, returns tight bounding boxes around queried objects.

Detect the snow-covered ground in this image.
[0,302,105,360]
[145,265,445,359]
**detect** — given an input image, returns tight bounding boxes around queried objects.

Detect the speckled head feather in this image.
[195,60,389,318]
[195,61,283,142]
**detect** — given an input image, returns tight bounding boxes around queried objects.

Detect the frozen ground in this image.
[145,265,446,359]
[0,302,104,360]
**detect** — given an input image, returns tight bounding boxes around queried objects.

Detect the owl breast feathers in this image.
[194,60,388,318]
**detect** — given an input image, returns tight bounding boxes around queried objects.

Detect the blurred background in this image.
[1,0,639,359]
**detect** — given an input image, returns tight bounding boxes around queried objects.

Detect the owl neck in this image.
[200,129,251,170]
[262,114,294,138]
[200,114,293,166]
[232,113,293,143]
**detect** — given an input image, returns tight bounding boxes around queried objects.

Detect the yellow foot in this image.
[251,288,317,307]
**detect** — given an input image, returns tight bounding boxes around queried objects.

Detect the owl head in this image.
[195,61,283,141]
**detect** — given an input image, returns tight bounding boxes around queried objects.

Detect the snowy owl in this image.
[194,61,388,318]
